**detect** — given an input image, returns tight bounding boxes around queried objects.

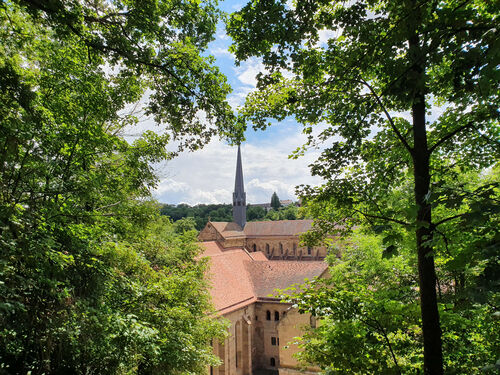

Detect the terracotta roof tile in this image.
[210,221,245,238]
[200,242,327,315]
[245,261,327,298]
[209,220,314,240]
[243,220,313,237]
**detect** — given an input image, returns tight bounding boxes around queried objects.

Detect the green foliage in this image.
[264,204,300,221]
[246,205,266,221]
[284,230,499,374]
[0,0,233,373]
[228,0,499,372]
[160,203,233,230]
[270,191,281,210]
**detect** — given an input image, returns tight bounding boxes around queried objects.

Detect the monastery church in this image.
[199,146,329,375]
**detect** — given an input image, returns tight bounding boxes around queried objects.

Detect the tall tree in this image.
[227,1,499,373]
[0,0,235,373]
[270,191,281,210]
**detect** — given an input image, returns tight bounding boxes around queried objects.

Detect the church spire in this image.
[232,145,246,228]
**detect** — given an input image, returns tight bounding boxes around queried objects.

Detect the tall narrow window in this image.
[271,337,277,346]
[307,246,312,255]
[266,310,271,320]
[266,244,270,253]
[253,244,256,252]
[274,311,280,321]
[270,358,276,367]
[279,243,283,253]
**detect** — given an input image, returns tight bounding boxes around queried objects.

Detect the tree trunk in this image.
[406,1,444,369]
[410,41,444,375]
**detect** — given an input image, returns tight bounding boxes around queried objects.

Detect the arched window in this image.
[266,244,270,253]
[266,310,271,320]
[270,357,276,367]
[274,311,280,321]
[253,244,256,252]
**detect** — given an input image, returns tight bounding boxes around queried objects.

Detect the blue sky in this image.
[150,0,326,205]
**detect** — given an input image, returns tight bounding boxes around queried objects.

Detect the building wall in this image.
[199,223,219,242]
[212,305,255,375]
[252,301,293,371]
[245,237,327,260]
[210,301,320,375]
[277,308,320,374]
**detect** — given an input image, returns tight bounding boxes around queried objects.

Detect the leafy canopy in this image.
[0,0,235,373]
[228,0,499,373]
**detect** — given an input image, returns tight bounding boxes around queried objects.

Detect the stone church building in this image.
[199,146,329,375]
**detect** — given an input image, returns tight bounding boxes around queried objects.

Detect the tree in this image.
[283,226,499,374]
[247,205,267,221]
[227,1,499,373]
[0,0,234,372]
[270,191,281,210]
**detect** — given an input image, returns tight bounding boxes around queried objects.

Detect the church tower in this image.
[232,145,246,228]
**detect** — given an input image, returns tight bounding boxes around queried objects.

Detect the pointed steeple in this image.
[232,145,246,228]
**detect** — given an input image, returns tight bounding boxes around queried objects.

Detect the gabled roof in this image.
[207,219,314,240]
[246,261,327,297]
[209,221,246,239]
[243,220,313,237]
[200,241,327,315]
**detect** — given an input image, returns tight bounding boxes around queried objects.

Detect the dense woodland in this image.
[0,0,498,374]
[160,202,302,230]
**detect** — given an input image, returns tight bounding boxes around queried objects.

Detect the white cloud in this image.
[152,128,323,205]
[316,29,340,47]
[209,46,234,58]
[235,58,266,87]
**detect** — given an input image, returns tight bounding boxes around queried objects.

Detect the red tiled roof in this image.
[210,221,246,239]
[208,220,314,240]
[200,241,327,315]
[246,261,328,298]
[243,220,313,237]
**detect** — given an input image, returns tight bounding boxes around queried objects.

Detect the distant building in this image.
[251,199,294,212]
[199,146,329,375]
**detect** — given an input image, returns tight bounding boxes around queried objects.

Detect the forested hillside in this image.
[160,203,302,230]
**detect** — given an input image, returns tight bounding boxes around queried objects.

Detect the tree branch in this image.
[433,213,467,227]
[352,208,410,226]
[429,122,473,154]
[357,78,414,155]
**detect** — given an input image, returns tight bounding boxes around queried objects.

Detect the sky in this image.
[147,1,329,206]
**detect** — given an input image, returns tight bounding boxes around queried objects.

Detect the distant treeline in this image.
[159,203,303,230]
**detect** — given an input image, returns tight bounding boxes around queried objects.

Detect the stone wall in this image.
[277,308,319,374]
[212,305,255,375]
[245,237,327,260]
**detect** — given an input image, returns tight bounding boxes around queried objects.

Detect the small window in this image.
[253,244,257,252]
[266,310,271,320]
[274,311,280,321]
[266,244,270,253]
[270,357,276,367]
[307,246,312,255]
[255,315,258,321]
[271,337,277,346]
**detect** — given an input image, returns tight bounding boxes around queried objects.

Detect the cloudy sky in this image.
[145,1,330,205]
